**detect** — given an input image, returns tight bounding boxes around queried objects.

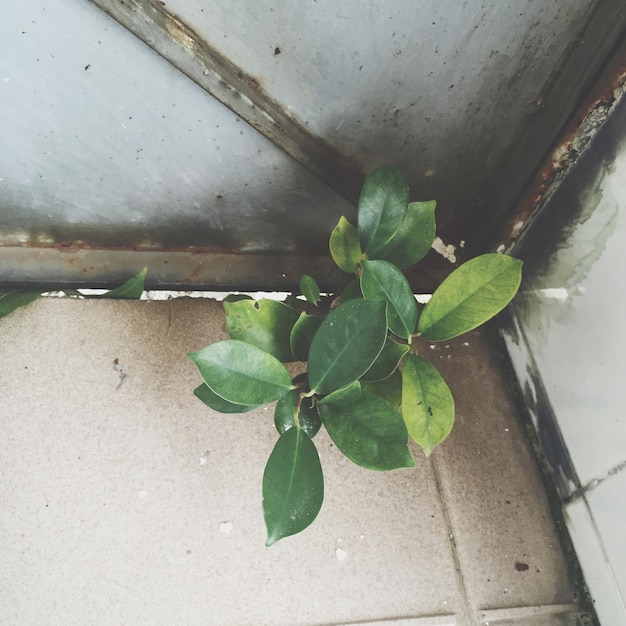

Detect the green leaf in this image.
[300,275,320,306]
[193,384,258,414]
[401,354,455,456]
[329,216,366,273]
[360,260,417,339]
[100,267,147,299]
[418,254,523,341]
[263,427,324,546]
[188,340,292,406]
[0,290,40,318]
[224,298,300,362]
[308,299,387,395]
[290,312,322,361]
[375,201,437,268]
[362,370,402,411]
[319,391,415,471]
[224,294,253,303]
[338,278,362,304]
[361,336,409,382]
[274,389,322,438]
[357,165,409,257]
[318,380,361,406]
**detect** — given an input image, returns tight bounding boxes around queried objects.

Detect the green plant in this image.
[189,164,523,546]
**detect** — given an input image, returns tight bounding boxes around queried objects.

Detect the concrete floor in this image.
[0,299,590,625]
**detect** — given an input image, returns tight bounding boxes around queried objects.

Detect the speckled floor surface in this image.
[0,299,591,625]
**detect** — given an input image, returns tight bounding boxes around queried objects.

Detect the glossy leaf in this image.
[361,336,409,382]
[360,260,417,339]
[402,354,454,456]
[193,384,258,414]
[101,267,147,299]
[0,290,40,318]
[188,340,292,406]
[290,312,322,361]
[263,427,324,546]
[308,299,387,395]
[374,201,436,268]
[224,298,299,362]
[418,254,523,341]
[319,390,415,471]
[274,389,321,438]
[300,275,320,306]
[318,380,361,406]
[357,165,409,257]
[362,370,402,411]
[338,278,362,304]
[329,216,365,273]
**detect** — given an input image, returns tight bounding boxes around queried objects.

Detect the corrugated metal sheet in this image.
[1,0,625,289]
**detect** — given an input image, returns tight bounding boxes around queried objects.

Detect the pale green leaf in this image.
[319,390,415,471]
[308,299,387,395]
[224,298,299,362]
[402,354,454,456]
[193,384,258,414]
[100,267,147,299]
[300,275,320,306]
[263,428,324,546]
[418,254,523,341]
[360,260,417,338]
[188,340,292,406]
[329,216,366,273]
[0,290,40,318]
[357,165,409,257]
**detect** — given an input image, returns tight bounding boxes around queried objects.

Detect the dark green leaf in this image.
[263,428,324,546]
[224,298,300,362]
[188,340,292,406]
[329,216,365,273]
[357,165,409,257]
[319,390,415,471]
[338,278,362,304]
[290,312,322,361]
[193,384,258,414]
[361,336,409,382]
[274,389,321,438]
[0,290,40,318]
[300,275,320,306]
[360,260,417,339]
[318,380,361,406]
[419,254,523,341]
[402,354,454,456]
[224,294,254,303]
[362,370,402,411]
[374,201,436,268]
[308,299,387,395]
[100,267,147,299]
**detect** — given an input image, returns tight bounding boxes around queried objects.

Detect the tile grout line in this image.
[430,454,477,626]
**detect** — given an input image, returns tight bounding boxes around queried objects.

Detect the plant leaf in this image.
[188,340,292,406]
[100,267,147,299]
[290,312,322,361]
[308,299,387,395]
[401,354,454,456]
[375,201,437,268]
[224,298,300,362]
[263,427,324,546]
[274,389,321,438]
[361,336,409,382]
[318,380,361,406]
[362,370,402,411]
[357,164,409,257]
[360,260,417,339]
[338,278,362,304]
[329,216,365,273]
[300,275,320,306]
[193,384,258,414]
[224,294,254,303]
[319,390,415,471]
[0,290,40,318]
[418,254,523,341]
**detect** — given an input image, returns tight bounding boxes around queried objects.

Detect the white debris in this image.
[431,237,457,263]
[219,522,233,534]
[540,287,568,301]
[335,548,348,561]
[138,489,148,499]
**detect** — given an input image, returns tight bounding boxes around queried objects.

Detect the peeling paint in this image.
[431,237,457,263]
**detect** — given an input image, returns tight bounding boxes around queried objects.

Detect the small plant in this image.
[188,164,522,546]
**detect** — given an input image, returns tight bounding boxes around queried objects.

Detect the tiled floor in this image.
[0,299,591,625]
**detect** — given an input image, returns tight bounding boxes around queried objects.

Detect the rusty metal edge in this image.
[490,36,626,255]
[88,0,364,204]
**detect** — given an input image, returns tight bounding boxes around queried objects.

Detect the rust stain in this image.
[493,49,626,252]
